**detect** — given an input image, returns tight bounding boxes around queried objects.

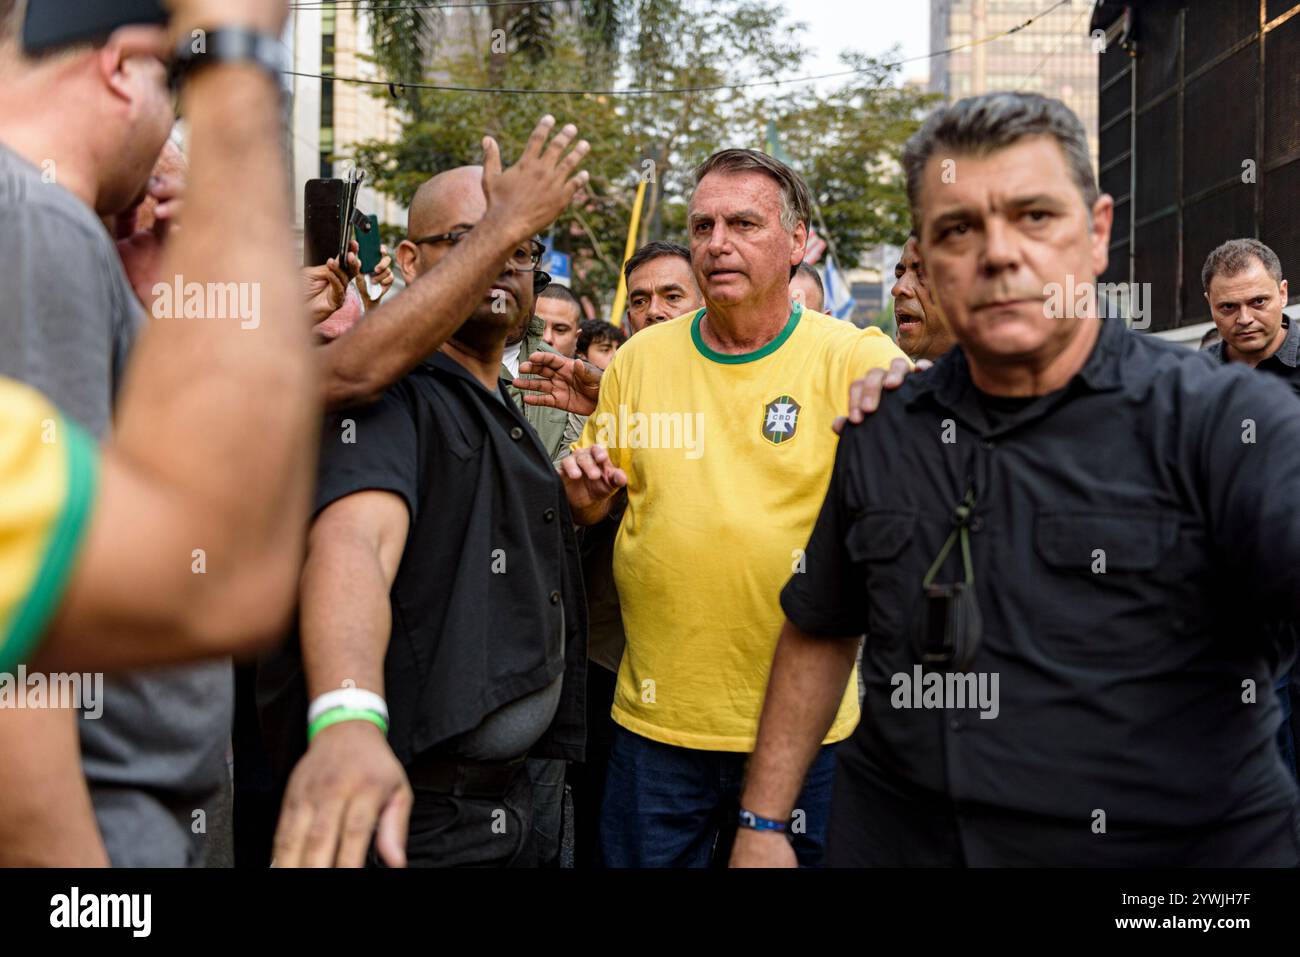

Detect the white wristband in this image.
[308,688,389,726]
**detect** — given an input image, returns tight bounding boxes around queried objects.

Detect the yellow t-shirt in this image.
[576,303,908,750]
[0,377,98,671]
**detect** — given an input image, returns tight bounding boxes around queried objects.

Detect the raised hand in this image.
[481,115,591,242]
[514,351,602,416]
[301,258,351,327]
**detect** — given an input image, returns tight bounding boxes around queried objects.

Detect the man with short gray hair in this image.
[548,147,907,866]
[734,92,1300,867]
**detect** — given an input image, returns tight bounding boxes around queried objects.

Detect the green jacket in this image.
[502,315,585,465]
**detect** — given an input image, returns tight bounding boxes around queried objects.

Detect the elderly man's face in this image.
[688,170,806,309]
[1206,258,1288,361]
[917,135,1112,365]
[891,237,954,361]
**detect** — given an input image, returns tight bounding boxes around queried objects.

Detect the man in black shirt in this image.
[1200,237,1300,779]
[260,152,589,868]
[732,92,1300,867]
[1202,238,1299,396]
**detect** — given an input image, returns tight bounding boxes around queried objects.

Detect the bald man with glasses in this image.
[260,148,592,868]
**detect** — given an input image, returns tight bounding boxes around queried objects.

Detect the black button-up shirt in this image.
[259,352,587,778]
[1206,315,1300,397]
[783,316,1300,865]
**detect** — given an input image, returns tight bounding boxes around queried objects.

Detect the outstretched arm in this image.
[318,117,591,410]
[513,351,602,416]
[36,0,315,672]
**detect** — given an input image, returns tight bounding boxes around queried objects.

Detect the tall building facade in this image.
[929,0,1099,166]
[288,2,407,248]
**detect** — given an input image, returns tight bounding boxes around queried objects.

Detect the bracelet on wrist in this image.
[737,808,789,833]
[307,708,388,742]
[308,687,390,726]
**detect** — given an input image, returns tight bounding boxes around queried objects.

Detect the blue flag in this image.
[822,254,854,321]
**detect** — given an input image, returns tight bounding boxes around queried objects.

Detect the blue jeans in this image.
[526,757,566,867]
[598,724,838,867]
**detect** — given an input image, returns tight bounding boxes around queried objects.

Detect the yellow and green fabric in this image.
[0,377,98,670]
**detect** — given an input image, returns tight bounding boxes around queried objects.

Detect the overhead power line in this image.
[289,0,569,11]
[285,0,1070,97]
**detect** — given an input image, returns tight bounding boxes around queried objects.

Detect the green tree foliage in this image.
[768,50,940,259]
[366,4,435,118]
[351,1,938,312]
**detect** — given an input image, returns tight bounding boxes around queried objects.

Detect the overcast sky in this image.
[787,0,931,89]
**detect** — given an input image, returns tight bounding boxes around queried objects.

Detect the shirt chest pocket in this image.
[1031,510,1181,665]
[845,510,919,644]
[425,390,486,462]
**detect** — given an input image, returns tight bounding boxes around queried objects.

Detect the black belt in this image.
[405,752,528,798]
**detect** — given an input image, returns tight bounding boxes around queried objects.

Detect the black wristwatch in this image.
[170,27,288,89]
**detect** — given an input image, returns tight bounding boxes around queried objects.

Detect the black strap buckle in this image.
[913,487,982,671]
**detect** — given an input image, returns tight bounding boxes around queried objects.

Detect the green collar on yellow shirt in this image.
[690,302,803,365]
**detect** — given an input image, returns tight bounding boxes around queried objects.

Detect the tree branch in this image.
[570,206,615,271]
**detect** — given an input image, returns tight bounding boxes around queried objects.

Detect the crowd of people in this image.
[1,0,1298,869]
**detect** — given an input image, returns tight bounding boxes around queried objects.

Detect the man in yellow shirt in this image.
[557,149,907,866]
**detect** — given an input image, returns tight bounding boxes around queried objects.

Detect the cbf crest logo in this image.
[761,394,801,445]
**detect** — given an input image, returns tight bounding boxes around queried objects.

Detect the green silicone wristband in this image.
[307,707,388,742]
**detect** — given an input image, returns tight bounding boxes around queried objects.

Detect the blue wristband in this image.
[738,808,788,833]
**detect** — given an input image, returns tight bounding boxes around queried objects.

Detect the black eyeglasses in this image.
[410,229,545,272]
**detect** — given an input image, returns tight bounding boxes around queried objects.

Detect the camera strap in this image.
[922,486,977,589]
[913,485,983,672]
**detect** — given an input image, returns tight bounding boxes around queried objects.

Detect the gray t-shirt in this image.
[0,143,232,865]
